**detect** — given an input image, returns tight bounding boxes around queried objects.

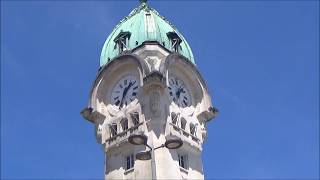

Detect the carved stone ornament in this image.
[146,56,161,72]
[150,91,161,117]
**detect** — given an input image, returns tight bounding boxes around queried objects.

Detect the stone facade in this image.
[81,42,217,179]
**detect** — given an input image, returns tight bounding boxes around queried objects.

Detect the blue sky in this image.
[1,0,319,179]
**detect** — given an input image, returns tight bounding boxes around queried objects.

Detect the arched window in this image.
[171,112,179,125]
[121,118,128,131]
[114,31,131,54]
[167,32,182,52]
[130,112,140,126]
[189,123,197,137]
[180,118,187,130]
[109,123,117,137]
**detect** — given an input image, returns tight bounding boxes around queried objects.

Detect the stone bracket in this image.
[80,107,106,124]
[197,106,219,123]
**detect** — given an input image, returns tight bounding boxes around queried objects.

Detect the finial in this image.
[139,0,147,4]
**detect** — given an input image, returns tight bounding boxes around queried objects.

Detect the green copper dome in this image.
[100,2,195,66]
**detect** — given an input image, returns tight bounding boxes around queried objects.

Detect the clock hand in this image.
[119,82,133,108]
[119,95,125,109]
[127,81,134,90]
[124,82,133,97]
[176,87,183,99]
[124,82,134,101]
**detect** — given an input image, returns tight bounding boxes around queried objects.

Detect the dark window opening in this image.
[190,123,197,136]
[171,112,179,125]
[178,154,188,169]
[180,118,187,130]
[167,32,182,52]
[114,31,131,54]
[121,118,128,131]
[125,154,134,170]
[131,112,140,126]
[110,123,117,137]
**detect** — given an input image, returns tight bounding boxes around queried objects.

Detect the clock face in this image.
[168,77,191,107]
[110,75,139,109]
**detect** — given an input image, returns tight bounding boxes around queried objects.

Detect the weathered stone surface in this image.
[82,42,217,179]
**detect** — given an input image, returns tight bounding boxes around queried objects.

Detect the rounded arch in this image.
[163,53,214,116]
[88,54,148,109]
[163,53,210,93]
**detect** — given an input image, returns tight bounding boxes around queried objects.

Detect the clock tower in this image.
[81,1,218,179]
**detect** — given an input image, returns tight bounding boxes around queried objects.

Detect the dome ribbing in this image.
[100,2,194,66]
